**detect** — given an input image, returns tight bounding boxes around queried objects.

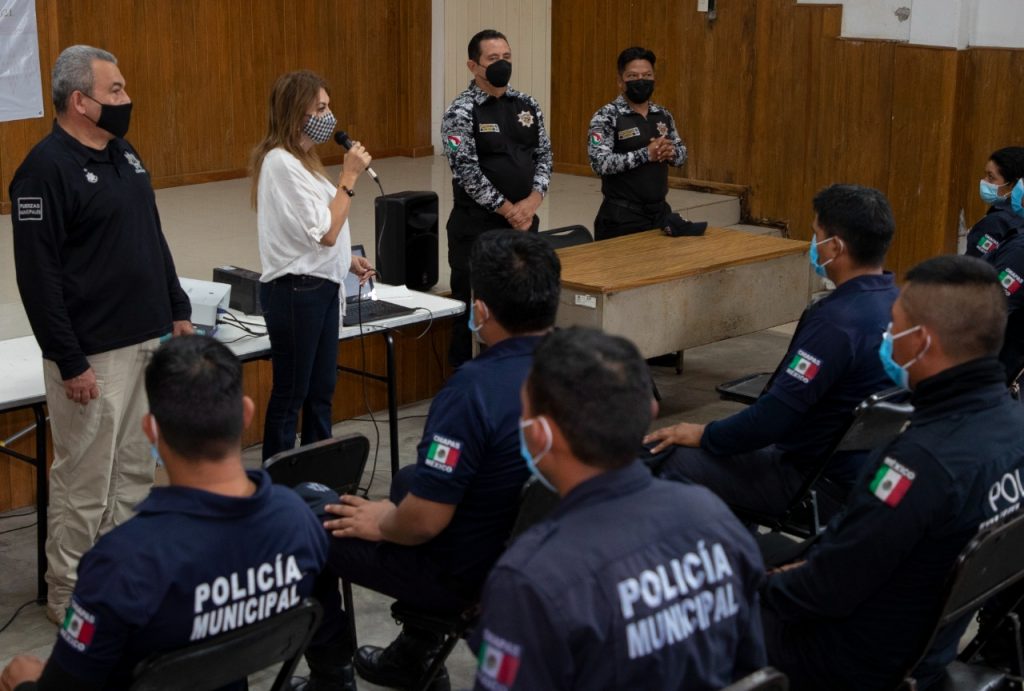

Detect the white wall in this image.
[796,0,1024,48]
[430,0,552,152]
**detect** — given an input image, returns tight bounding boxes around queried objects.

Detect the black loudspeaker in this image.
[374,191,439,291]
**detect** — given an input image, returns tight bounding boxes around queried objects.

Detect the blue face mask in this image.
[518,417,556,493]
[980,179,1008,206]
[809,236,836,278]
[1012,179,1024,218]
[150,443,164,468]
[878,322,929,389]
[468,301,488,334]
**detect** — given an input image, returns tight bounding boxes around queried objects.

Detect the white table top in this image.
[0,284,464,412]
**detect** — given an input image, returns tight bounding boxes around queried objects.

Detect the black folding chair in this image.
[539,224,593,249]
[734,388,912,537]
[263,434,370,496]
[895,511,1024,690]
[721,666,789,691]
[129,598,322,691]
[386,476,560,691]
[264,434,370,650]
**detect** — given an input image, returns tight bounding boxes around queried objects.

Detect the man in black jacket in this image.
[761,255,1024,690]
[10,44,192,622]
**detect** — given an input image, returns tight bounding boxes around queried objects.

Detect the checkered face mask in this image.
[303,111,336,144]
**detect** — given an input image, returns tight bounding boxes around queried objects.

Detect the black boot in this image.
[353,627,451,691]
[295,643,357,691]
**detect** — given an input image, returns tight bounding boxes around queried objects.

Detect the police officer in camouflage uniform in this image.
[588,46,687,241]
[441,29,552,367]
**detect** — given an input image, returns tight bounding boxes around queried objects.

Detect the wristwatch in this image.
[340,184,355,198]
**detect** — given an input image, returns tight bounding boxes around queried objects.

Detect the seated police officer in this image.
[303,230,561,691]
[0,336,327,691]
[760,255,1024,691]
[645,184,899,515]
[471,327,765,690]
[979,179,1024,382]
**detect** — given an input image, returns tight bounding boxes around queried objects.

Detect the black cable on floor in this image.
[0,599,43,635]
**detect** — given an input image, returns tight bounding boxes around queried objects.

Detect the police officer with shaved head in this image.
[471,327,766,690]
[761,255,1024,690]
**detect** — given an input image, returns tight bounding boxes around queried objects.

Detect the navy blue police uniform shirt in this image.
[983,228,1024,316]
[704,273,899,484]
[761,358,1024,691]
[471,462,766,691]
[965,201,1024,258]
[10,122,191,380]
[408,335,539,591]
[25,470,328,691]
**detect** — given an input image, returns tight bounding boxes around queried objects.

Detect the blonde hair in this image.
[250,70,330,208]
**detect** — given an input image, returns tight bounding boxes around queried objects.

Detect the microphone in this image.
[334,131,379,182]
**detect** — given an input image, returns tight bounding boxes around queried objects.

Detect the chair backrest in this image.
[539,224,593,250]
[130,598,322,691]
[720,666,789,691]
[509,476,561,541]
[835,392,913,453]
[896,510,1024,688]
[263,434,370,494]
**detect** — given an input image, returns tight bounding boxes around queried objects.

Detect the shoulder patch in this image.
[869,456,915,507]
[425,434,462,473]
[999,268,1022,296]
[476,628,522,690]
[59,600,97,652]
[784,349,821,384]
[977,234,999,254]
[445,135,462,152]
[16,197,43,222]
[618,126,641,141]
[589,130,603,146]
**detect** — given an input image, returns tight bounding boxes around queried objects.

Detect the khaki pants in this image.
[43,339,158,613]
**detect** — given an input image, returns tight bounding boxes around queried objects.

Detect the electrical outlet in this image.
[697,0,709,12]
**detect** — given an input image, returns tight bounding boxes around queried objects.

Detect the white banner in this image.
[0,0,44,122]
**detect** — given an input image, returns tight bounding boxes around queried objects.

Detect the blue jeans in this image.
[260,276,340,461]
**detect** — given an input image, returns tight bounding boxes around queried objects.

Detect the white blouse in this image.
[256,147,351,297]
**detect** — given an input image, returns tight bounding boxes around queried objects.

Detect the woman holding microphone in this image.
[251,70,373,460]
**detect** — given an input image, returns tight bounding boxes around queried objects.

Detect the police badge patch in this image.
[656,121,669,137]
[516,110,534,128]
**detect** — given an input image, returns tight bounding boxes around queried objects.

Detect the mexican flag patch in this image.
[785,349,821,384]
[60,601,97,652]
[870,456,915,507]
[977,234,999,254]
[477,629,521,689]
[999,268,1022,296]
[425,434,462,473]
[445,135,462,152]
[589,131,603,146]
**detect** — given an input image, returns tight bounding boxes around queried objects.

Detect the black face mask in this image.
[83,93,133,139]
[484,60,512,88]
[624,79,655,104]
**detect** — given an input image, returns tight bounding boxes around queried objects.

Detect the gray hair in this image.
[52,45,117,114]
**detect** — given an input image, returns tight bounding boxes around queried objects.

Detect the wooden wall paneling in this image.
[0,407,52,513]
[886,45,960,276]
[746,1,820,232]
[951,48,1024,243]
[1,0,434,208]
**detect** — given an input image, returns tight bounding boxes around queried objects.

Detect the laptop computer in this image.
[342,245,416,326]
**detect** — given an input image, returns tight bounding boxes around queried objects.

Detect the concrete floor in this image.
[0,154,798,687]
